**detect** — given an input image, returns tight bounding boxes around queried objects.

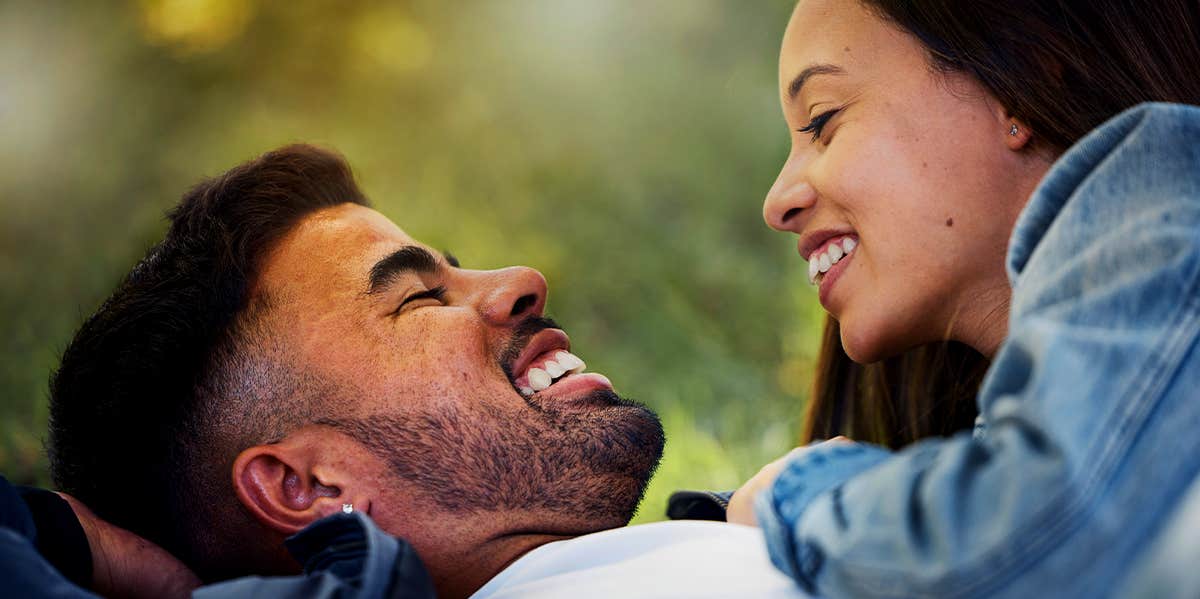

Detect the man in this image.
[46,145,808,598]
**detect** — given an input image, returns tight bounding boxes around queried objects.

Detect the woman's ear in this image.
[232,434,369,535]
[994,104,1034,151]
[1005,119,1034,150]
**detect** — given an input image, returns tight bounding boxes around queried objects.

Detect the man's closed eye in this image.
[393,285,447,315]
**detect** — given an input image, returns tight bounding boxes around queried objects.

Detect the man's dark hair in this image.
[48,144,369,579]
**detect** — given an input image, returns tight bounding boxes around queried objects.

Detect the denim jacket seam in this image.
[1085,296,1200,486]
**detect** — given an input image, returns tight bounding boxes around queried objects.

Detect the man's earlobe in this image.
[232,442,357,535]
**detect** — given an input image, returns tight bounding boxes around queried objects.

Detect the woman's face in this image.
[764,0,1049,362]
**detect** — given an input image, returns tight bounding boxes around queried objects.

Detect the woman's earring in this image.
[1009,124,1019,137]
[342,503,354,514]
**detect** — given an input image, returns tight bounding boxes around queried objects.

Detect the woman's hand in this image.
[57,492,202,599]
[727,436,851,527]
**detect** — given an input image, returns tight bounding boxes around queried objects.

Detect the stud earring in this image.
[342,503,354,514]
[1009,123,1019,137]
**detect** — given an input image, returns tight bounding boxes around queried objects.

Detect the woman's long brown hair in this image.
[802,0,1200,447]
[805,319,987,448]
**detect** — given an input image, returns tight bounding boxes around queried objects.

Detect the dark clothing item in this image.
[1,475,435,599]
[16,484,93,588]
[0,476,99,598]
[665,490,733,522]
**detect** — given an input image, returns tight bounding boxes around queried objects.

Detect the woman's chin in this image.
[838,321,899,364]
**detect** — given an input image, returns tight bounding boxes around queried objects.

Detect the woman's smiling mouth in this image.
[807,235,858,285]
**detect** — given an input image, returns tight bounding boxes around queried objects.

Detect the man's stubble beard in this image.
[319,390,665,523]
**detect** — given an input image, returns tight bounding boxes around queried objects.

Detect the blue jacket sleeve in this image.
[756,103,1200,598]
[194,512,435,599]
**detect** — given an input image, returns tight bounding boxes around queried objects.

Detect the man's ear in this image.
[232,433,369,536]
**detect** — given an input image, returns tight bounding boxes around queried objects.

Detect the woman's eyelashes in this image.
[394,285,447,315]
[797,108,841,143]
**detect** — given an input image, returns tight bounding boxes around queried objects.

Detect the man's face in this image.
[253,203,663,532]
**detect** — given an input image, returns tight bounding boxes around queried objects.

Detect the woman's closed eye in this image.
[797,108,841,143]
[394,285,447,315]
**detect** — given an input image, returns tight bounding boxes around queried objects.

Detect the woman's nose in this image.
[763,173,817,233]
[472,266,548,326]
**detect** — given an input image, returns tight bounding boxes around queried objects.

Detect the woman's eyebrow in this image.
[787,63,846,102]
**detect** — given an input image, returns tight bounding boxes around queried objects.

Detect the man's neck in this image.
[429,531,575,599]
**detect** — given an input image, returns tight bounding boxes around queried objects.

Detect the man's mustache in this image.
[499,316,562,381]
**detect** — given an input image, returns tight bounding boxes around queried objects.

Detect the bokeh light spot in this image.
[351,8,432,74]
[138,0,255,54]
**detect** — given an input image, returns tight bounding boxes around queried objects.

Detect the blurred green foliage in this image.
[0,0,822,523]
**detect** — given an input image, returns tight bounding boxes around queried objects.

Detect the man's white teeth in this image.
[555,351,586,373]
[528,368,552,391]
[521,351,589,395]
[807,237,858,285]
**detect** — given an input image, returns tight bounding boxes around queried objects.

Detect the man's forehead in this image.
[302,203,415,247]
[256,203,426,298]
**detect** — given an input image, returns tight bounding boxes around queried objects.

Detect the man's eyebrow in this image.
[367,246,440,294]
[787,63,846,102]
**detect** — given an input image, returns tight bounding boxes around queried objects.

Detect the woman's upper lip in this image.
[798,227,858,260]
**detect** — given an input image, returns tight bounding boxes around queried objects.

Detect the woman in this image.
[728,1,1200,597]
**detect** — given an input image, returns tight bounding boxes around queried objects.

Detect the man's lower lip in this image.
[534,372,613,399]
[818,252,853,307]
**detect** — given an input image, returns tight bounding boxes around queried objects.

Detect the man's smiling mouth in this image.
[515,350,587,395]
[506,328,605,397]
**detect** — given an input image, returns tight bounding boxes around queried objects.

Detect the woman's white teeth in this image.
[828,244,843,262]
[528,368,552,391]
[807,237,858,285]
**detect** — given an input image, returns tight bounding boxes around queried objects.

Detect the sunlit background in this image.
[0,0,823,524]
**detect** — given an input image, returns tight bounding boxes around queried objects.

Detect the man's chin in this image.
[532,387,664,511]
[528,387,636,411]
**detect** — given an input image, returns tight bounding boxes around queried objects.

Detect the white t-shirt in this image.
[469,520,815,598]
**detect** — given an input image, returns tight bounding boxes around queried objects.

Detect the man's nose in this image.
[763,162,817,233]
[471,266,548,326]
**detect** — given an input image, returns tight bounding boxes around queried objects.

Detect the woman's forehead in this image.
[780,1,924,98]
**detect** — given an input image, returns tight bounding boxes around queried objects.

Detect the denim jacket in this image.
[755,102,1200,598]
[196,512,435,599]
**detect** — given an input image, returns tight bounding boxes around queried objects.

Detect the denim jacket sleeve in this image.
[756,103,1200,598]
[194,512,435,599]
